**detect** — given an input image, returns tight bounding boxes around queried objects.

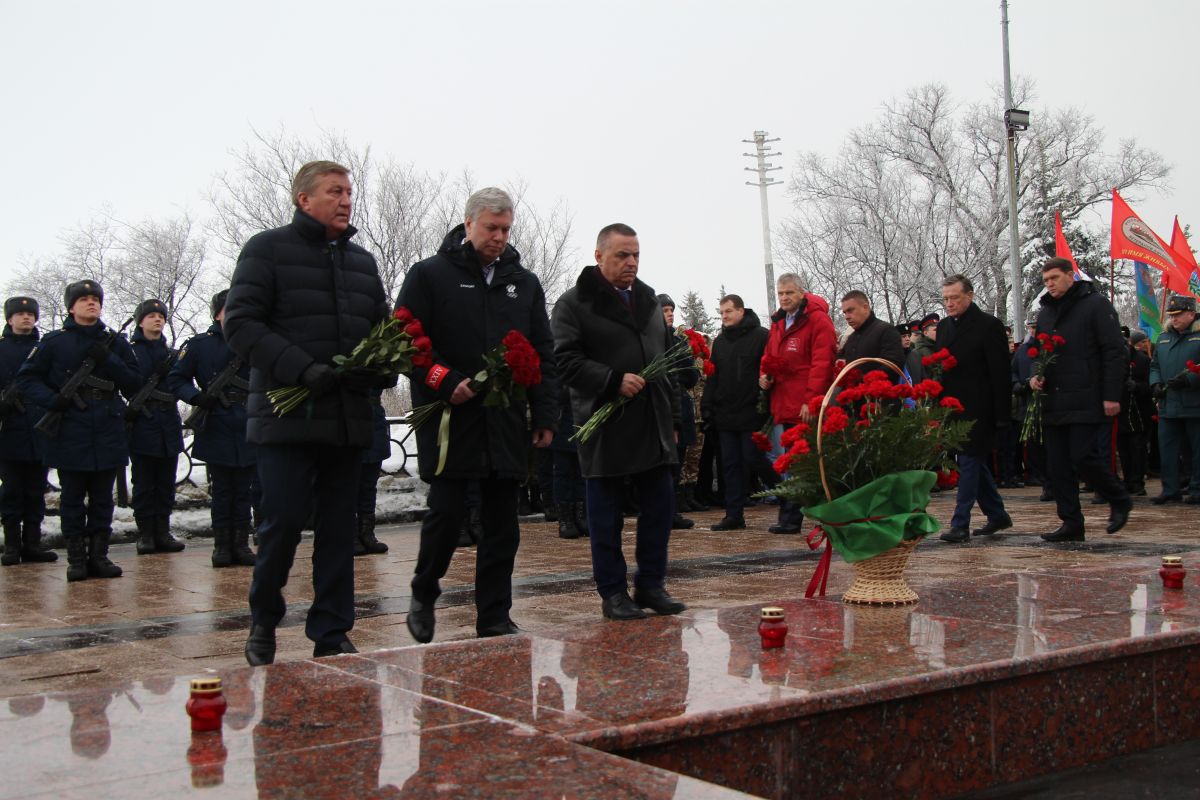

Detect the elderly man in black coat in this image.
[224,160,391,664]
[1028,258,1132,541]
[934,275,1013,543]
[395,187,557,644]
[552,223,686,621]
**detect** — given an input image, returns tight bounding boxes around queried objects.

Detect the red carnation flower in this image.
[773,452,795,474]
[781,422,809,446]
[821,406,849,435]
[703,360,715,376]
[1027,347,1039,358]
[751,431,772,452]
[939,396,964,413]
[1052,335,1065,345]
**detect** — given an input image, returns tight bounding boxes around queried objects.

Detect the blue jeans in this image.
[951,453,1007,530]
[585,465,673,599]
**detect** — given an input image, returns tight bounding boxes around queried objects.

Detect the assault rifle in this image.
[34,317,133,438]
[0,381,26,429]
[183,355,245,432]
[124,351,178,428]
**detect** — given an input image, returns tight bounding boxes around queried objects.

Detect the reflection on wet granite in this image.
[4,558,1200,797]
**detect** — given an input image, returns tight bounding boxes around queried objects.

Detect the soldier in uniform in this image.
[17,281,140,581]
[0,297,56,565]
[126,299,186,554]
[1149,294,1200,503]
[167,290,256,568]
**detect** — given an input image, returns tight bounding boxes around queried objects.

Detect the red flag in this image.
[1055,211,1090,280]
[1111,189,1190,293]
[1170,216,1200,299]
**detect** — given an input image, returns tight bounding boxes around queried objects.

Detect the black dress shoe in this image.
[1186,495,1200,505]
[1151,493,1182,505]
[768,523,802,534]
[1089,493,1107,505]
[477,619,521,638]
[1041,526,1084,542]
[313,639,358,658]
[972,515,1013,536]
[245,625,277,667]
[710,516,746,531]
[601,590,646,621]
[1106,502,1132,534]
[939,527,970,543]
[407,598,435,644]
[671,514,695,530]
[1039,491,1054,502]
[633,586,687,615]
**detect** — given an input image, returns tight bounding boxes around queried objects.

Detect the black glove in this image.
[1152,383,1167,400]
[301,363,337,397]
[86,341,112,363]
[1166,375,1191,391]
[49,394,73,412]
[1124,378,1136,394]
[338,366,381,393]
[194,392,220,410]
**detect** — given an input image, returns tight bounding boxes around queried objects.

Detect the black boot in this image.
[573,500,589,537]
[66,536,88,582]
[86,532,123,579]
[154,517,185,553]
[1,522,21,566]
[681,483,703,512]
[518,485,532,516]
[20,522,56,563]
[671,511,695,530]
[457,508,481,548]
[557,503,581,539]
[543,502,559,523]
[211,527,233,568]
[356,513,388,555]
[135,518,157,555]
[529,484,544,514]
[231,525,256,566]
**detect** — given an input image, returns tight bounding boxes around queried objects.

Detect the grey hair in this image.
[776,273,804,291]
[464,187,514,221]
[291,161,350,207]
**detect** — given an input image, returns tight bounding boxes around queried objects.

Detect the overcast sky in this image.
[3,0,1196,318]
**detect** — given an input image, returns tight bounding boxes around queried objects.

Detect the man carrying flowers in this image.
[395,187,558,643]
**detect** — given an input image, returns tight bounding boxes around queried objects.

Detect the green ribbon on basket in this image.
[434,406,453,476]
[802,470,940,598]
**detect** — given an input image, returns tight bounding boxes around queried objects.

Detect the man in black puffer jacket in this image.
[224,161,391,665]
[396,187,558,644]
[1028,258,1132,542]
[701,294,775,531]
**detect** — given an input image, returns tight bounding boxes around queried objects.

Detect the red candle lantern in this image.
[759,607,788,649]
[186,677,227,732]
[1159,556,1186,590]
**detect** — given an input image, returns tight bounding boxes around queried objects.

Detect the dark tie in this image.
[618,288,632,306]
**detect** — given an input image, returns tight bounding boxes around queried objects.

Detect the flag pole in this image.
[1109,257,1116,302]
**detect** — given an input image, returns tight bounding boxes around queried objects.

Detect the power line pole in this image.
[1000,1,1029,330]
[744,131,782,315]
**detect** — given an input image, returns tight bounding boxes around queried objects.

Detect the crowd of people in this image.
[2,161,1198,666]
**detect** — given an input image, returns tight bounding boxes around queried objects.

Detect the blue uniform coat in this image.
[0,325,44,462]
[128,330,185,458]
[166,323,256,468]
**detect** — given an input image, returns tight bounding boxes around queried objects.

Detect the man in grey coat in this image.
[552,223,686,621]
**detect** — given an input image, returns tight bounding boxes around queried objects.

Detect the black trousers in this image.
[718,429,779,520]
[249,444,362,647]
[585,465,673,599]
[208,464,254,529]
[357,461,382,516]
[1043,422,1130,533]
[1117,431,1148,492]
[552,451,584,504]
[0,459,47,527]
[411,477,520,628]
[130,453,178,522]
[58,469,117,541]
[1158,417,1200,497]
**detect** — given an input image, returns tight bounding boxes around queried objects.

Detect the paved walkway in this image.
[2,484,1197,699]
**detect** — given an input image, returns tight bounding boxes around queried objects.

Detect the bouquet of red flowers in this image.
[682,328,715,376]
[920,347,958,377]
[267,307,432,416]
[1019,332,1065,443]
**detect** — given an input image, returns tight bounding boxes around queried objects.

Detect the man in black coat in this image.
[701,294,775,531]
[934,275,1013,543]
[1118,330,1153,496]
[658,294,696,531]
[396,187,557,644]
[552,223,686,622]
[224,160,391,664]
[1013,321,1050,499]
[838,291,906,369]
[1028,258,1132,541]
[0,297,55,566]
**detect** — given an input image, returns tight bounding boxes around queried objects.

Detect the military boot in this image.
[211,527,233,568]
[86,532,123,579]
[153,517,185,553]
[20,522,56,562]
[1,522,21,566]
[135,518,157,555]
[66,536,89,582]
[231,525,256,567]
[572,500,590,537]
[356,513,388,555]
[557,504,581,539]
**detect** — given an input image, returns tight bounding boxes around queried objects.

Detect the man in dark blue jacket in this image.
[18,281,141,581]
[397,187,557,643]
[225,160,391,664]
[168,291,256,569]
[127,299,186,555]
[0,297,55,566]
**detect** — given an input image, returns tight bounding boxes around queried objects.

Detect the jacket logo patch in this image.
[506,285,517,299]
[425,364,449,390]
[459,284,476,289]
[785,340,799,352]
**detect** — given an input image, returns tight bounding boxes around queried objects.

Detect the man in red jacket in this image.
[758,274,838,533]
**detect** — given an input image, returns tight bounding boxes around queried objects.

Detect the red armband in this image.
[425,364,450,391]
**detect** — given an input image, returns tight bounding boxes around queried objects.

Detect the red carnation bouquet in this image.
[682,328,715,376]
[267,306,432,416]
[1019,332,1065,443]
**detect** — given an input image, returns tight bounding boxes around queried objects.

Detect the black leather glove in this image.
[1152,383,1167,400]
[86,342,111,362]
[301,363,337,396]
[1166,375,1191,391]
[49,394,73,412]
[194,392,220,410]
[338,366,381,393]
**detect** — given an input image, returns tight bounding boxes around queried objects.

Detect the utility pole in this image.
[744,131,782,315]
[1001,1,1029,330]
